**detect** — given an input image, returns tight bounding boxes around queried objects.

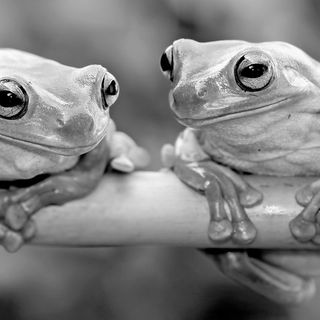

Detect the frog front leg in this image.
[0,134,149,252]
[174,159,261,244]
[169,154,314,303]
[290,179,320,244]
[163,129,262,243]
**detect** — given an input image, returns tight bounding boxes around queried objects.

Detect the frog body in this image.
[164,39,320,175]
[195,125,320,176]
[160,39,320,303]
[0,49,148,252]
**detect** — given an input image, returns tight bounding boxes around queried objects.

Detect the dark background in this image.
[0,0,320,319]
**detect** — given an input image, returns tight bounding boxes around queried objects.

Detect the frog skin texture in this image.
[160,39,320,303]
[0,49,149,253]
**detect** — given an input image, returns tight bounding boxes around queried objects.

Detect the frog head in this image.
[160,39,320,129]
[0,49,119,179]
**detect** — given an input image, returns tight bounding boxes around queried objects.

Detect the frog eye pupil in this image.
[0,91,23,108]
[105,80,118,96]
[160,52,172,73]
[0,79,28,119]
[160,47,174,81]
[240,64,268,78]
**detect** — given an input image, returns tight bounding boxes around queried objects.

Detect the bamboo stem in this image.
[31,171,318,249]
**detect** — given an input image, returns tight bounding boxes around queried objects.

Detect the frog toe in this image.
[295,187,314,206]
[128,146,150,169]
[208,219,233,242]
[21,219,36,240]
[232,219,257,244]
[161,144,176,168]
[290,191,320,243]
[3,230,24,253]
[111,155,135,172]
[4,204,28,231]
[0,220,35,252]
[239,187,263,208]
[290,216,316,242]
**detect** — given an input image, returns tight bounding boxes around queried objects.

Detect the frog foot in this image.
[205,179,257,244]
[203,250,316,304]
[0,140,112,253]
[0,136,149,253]
[109,131,150,172]
[0,220,36,253]
[290,181,320,244]
[174,160,262,244]
[0,188,37,251]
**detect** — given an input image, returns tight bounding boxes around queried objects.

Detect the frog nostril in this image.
[195,80,209,98]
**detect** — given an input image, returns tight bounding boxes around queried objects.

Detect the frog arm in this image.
[0,123,150,252]
[0,138,110,252]
[185,160,317,303]
[162,129,317,303]
[162,128,262,242]
[167,153,317,303]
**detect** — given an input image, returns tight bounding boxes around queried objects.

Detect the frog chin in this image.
[175,98,289,128]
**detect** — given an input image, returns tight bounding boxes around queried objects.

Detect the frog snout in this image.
[101,73,119,110]
[170,82,205,117]
[58,114,94,136]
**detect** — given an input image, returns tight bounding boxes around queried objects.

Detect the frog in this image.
[160,39,320,303]
[0,49,149,253]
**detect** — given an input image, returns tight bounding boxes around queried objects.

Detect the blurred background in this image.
[0,0,320,319]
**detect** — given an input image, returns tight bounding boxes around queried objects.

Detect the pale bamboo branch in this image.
[31,171,318,249]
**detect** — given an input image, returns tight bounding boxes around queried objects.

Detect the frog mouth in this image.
[175,98,289,127]
[0,131,106,156]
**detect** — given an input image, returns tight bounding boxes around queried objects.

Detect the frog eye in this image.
[235,52,273,92]
[160,45,174,81]
[0,79,28,119]
[101,76,119,110]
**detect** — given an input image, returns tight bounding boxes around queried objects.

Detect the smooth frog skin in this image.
[0,49,149,253]
[160,39,320,303]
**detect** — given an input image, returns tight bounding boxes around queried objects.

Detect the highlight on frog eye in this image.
[234,52,274,92]
[0,79,28,119]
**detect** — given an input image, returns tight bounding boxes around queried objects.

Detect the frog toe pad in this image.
[3,230,24,252]
[290,216,317,242]
[291,185,320,244]
[0,218,36,252]
[5,204,28,230]
[208,219,233,242]
[232,219,257,244]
